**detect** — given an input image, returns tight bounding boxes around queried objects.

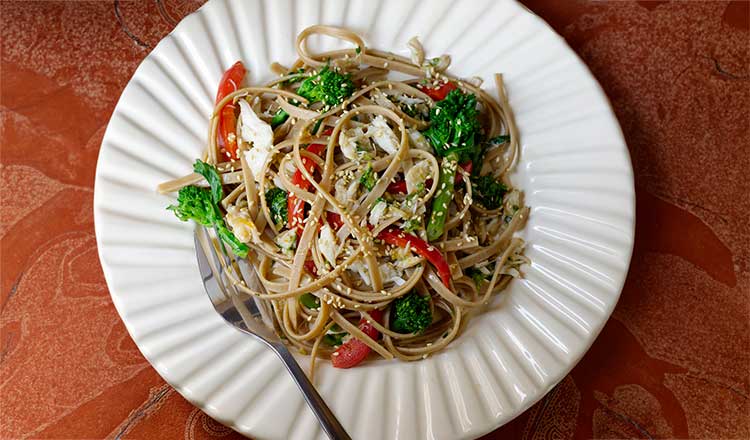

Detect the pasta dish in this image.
[158,25,529,373]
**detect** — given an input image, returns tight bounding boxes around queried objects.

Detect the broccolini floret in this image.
[167,185,215,226]
[422,89,482,162]
[422,89,482,241]
[167,160,249,258]
[297,65,355,108]
[390,291,432,334]
[472,175,508,210]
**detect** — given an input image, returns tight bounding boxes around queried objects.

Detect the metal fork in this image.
[194,226,351,440]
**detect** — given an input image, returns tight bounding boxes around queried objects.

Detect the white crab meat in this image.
[408,129,432,152]
[396,95,424,107]
[225,205,261,244]
[338,126,367,160]
[371,92,394,109]
[334,176,360,205]
[391,244,422,269]
[405,159,432,194]
[318,224,339,266]
[274,228,297,253]
[348,259,372,286]
[367,115,399,155]
[368,199,389,226]
[379,262,406,286]
[238,100,274,182]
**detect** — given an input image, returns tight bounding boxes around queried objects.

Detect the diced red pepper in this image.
[303,260,318,277]
[377,227,452,287]
[386,180,407,194]
[331,310,383,368]
[326,212,344,230]
[417,81,457,101]
[454,161,473,184]
[215,61,246,160]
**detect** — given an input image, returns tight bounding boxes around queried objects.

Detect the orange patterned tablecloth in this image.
[1,1,748,439]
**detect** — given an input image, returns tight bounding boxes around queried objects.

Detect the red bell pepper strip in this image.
[288,142,327,235]
[215,61,246,160]
[377,227,452,287]
[287,128,334,235]
[417,81,457,101]
[332,309,383,368]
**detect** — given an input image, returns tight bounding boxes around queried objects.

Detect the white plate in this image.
[94,0,634,439]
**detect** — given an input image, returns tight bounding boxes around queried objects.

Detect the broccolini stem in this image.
[426,152,458,241]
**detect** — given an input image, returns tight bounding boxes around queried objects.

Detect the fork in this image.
[194,226,351,440]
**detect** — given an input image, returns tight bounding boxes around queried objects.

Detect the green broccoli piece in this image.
[359,164,377,190]
[296,65,355,108]
[473,175,508,210]
[168,160,249,258]
[422,89,481,162]
[167,186,216,226]
[421,89,482,241]
[264,187,288,227]
[390,291,432,334]
[167,186,249,258]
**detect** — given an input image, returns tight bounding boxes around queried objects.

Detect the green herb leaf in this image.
[270,109,289,128]
[465,267,486,288]
[489,135,510,145]
[310,118,323,136]
[265,187,289,227]
[322,333,345,346]
[359,164,377,191]
[299,293,320,309]
[402,217,421,233]
[193,160,223,204]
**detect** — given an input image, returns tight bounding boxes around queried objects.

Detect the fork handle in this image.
[273,344,352,440]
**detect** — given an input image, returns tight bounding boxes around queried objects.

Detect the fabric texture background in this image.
[0,1,747,438]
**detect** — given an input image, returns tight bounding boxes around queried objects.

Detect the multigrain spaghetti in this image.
[159,25,529,374]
